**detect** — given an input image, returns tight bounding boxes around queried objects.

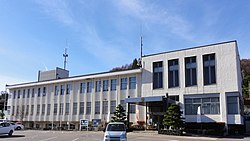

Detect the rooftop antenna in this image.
[138,25,143,67]
[63,41,69,70]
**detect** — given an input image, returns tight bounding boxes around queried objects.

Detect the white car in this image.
[0,122,15,136]
[10,122,24,130]
[103,122,127,141]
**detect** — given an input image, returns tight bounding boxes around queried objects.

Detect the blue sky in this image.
[0,0,250,90]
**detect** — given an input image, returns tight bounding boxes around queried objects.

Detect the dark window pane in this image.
[153,61,163,89]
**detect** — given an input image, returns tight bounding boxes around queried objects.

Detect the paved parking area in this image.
[0,130,250,141]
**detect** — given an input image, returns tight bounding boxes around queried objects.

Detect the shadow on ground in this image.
[0,134,25,138]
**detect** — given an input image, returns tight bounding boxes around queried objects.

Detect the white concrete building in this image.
[6,69,142,129]
[6,40,243,133]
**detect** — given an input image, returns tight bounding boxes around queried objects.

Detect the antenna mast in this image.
[63,48,68,70]
[138,25,143,67]
[140,35,143,60]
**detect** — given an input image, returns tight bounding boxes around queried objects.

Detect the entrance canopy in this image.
[125,95,177,106]
[125,96,165,106]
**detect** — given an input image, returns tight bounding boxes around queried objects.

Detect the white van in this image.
[0,119,8,123]
[103,122,127,141]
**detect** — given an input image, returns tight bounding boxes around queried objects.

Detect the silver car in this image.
[0,122,15,136]
[103,122,127,141]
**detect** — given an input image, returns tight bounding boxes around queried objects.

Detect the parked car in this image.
[0,119,8,123]
[9,122,24,130]
[103,122,127,141]
[0,122,14,136]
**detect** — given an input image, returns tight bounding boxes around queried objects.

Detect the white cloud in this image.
[35,0,133,67]
[35,0,78,28]
[115,0,193,41]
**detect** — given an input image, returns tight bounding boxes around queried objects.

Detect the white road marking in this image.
[72,138,79,141]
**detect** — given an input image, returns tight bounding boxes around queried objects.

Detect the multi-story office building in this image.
[6,40,243,132]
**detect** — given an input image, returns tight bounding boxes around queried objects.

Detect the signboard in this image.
[197,106,201,123]
[92,119,101,127]
[80,119,88,131]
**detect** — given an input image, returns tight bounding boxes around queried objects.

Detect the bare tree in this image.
[15,105,26,122]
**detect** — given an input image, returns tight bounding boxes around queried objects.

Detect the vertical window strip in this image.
[153,61,163,89]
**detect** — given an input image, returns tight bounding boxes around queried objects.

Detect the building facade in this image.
[6,41,243,132]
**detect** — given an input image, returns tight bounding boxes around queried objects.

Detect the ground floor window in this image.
[130,104,136,114]
[185,97,220,115]
[227,96,239,114]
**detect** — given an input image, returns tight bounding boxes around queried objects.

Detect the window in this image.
[65,103,70,115]
[87,81,93,93]
[227,96,239,114]
[13,90,16,99]
[31,105,34,115]
[120,100,126,111]
[37,105,40,115]
[55,85,59,96]
[111,79,117,91]
[17,90,20,99]
[60,85,65,95]
[59,103,64,115]
[12,106,15,116]
[203,53,216,85]
[16,106,19,116]
[121,78,127,90]
[185,97,220,115]
[185,56,197,86]
[129,77,136,89]
[103,101,108,114]
[96,81,101,92]
[168,59,179,88]
[54,104,58,115]
[38,88,41,97]
[22,105,25,116]
[27,89,30,98]
[73,103,77,115]
[23,89,26,98]
[47,104,51,115]
[95,101,100,114]
[79,102,84,114]
[86,102,91,115]
[80,82,85,93]
[66,84,71,94]
[130,104,136,114]
[42,104,45,115]
[103,80,109,91]
[153,61,163,89]
[26,105,29,116]
[32,88,35,97]
[43,87,46,96]
[110,101,116,114]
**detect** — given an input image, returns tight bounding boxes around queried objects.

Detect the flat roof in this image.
[143,40,237,58]
[6,68,142,89]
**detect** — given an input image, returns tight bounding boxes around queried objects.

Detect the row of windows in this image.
[12,77,136,99]
[12,101,136,116]
[184,96,239,115]
[153,53,216,89]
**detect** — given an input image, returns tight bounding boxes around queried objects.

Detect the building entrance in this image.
[126,95,179,130]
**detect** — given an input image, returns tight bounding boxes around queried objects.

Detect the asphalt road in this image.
[0,130,249,141]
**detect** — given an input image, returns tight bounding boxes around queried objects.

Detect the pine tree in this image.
[163,104,184,130]
[132,58,139,69]
[111,104,127,122]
